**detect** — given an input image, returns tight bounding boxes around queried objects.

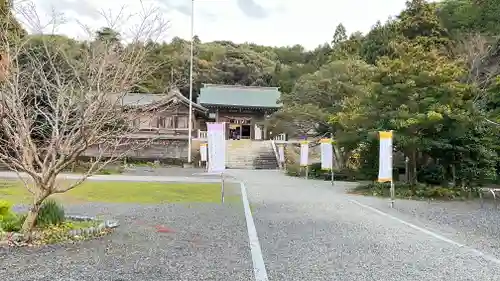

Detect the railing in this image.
[197,130,208,139]
[270,140,283,170]
[272,133,287,142]
[480,187,500,209]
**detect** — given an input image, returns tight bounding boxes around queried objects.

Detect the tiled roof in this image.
[115,93,167,106]
[112,88,207,112]
[198,84,281,108]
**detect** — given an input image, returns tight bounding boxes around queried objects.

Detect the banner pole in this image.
[390,130,395,208]
[331,168,334,186]
[390,180,395,208]
[221,172,225,204]
[331,140,335,186]
[305,165,309,180]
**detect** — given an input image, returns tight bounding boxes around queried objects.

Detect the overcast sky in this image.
[23,0,408,50]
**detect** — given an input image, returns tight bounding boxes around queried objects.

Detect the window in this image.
[152,115,188,129]
[131,118,140,128]
[165,116,174,128]
[176,116,188,128]
[155,116,174,128]
[157,117,166,128]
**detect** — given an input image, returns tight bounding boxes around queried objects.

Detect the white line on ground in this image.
[240,182,269,281]
[349,199,500,266]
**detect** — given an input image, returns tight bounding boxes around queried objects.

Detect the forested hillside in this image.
[277,0,500,190]
[2,0,500,189]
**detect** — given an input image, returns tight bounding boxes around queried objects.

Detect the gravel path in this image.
[227,169,500,281]
[351,193,500,257]
[0,188,252,281]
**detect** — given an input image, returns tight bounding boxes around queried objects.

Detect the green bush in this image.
[418,163,446,185]
[285,164,302,177]
[0,214,24,232]
[286,162,369,181]
[0,200,12,217]
[351,182,465,200]
[36,199,65,227]
[0,200,25,232]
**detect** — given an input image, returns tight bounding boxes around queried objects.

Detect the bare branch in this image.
[0,1,172,195]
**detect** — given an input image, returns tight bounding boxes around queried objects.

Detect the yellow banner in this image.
[379,131,393,140]
[378,131,393,182]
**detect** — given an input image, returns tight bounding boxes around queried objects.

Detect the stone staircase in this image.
[226,140,279,169]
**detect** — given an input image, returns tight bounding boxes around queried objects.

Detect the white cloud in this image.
[18,0,408,50]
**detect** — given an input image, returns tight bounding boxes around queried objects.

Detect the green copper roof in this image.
[198,84,281,108]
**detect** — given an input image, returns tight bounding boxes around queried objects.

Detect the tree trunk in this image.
[332,145,343,169]
[21,192,49,241]
[407,149,418,187]
[451,164,456,187]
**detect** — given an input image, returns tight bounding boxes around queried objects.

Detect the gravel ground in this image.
[349,192,500,257]
[227,169,500,281]
[0,186,252,281]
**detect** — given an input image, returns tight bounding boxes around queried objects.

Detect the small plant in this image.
[351,182,467,200]
[0,201,25,232]
[0,215,24,232]
[36,199,65,227]
[39,224,72,244]
[286,165,302,177]
[0,200,12,216]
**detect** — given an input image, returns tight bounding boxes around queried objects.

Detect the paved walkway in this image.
[3,169,500,280]
[227,169,500,281]
[0,170,228,183]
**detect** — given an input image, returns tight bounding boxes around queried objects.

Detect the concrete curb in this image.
[3,215,119,243]
[65,215,119,238]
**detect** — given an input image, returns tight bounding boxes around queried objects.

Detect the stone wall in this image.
[83,138,201,164]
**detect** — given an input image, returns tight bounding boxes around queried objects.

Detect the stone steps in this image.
[226,140,278,170]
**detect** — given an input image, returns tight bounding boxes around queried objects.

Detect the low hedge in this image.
[350,182,478,200]
[286,162,370,182]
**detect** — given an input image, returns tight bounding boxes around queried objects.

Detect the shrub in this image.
[351,182,465,200]
[36,199,65,227]
[39,224,72,244]
[0,200,12,217]
[285,164,302,177]
[418,163,446,185]
[0,214,24,232]
[295,162,369,181]
[0,201,24,232]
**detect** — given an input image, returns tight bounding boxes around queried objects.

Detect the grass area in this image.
[0,180,239,204]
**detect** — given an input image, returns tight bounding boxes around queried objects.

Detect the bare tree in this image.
[0,52,8,81]
[0,1,171,240]
[456,33,500,125]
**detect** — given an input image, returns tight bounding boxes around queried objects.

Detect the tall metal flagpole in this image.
[187,0,194,164]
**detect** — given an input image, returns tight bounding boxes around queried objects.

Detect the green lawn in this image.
[0,180,239,204]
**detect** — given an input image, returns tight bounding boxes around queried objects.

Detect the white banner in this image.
[300,141,309,166]
[320,138,333,170]
[278,145,285,163]
[200,143,207,162]
[207,123,226,173]
[378,131,393,182]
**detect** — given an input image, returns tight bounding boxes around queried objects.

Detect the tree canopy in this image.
[2,0,500,190]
